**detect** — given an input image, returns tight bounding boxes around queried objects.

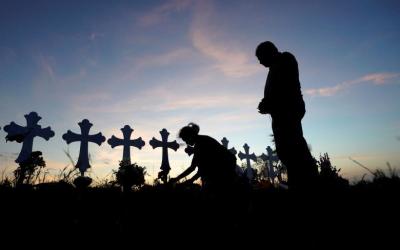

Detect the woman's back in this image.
[194,135,237,189]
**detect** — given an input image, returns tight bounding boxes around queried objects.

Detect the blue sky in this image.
[0,0,399,182]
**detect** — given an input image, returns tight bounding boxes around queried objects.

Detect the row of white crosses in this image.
[220,138,281,182]
[2,112,180,178]
[2,112,280,181]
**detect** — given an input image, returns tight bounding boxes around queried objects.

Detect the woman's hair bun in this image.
[187,123,200,134]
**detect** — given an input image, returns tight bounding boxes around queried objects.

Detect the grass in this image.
[0,167,398,245]
[0,152,398,244]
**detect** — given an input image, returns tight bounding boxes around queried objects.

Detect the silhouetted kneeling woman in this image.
[170,123,239,194]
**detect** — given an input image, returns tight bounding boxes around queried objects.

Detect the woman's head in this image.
[178,123,200,146]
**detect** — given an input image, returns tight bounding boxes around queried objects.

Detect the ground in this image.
[1,181,399,246]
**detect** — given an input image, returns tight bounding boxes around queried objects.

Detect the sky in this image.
[0,0,399,183]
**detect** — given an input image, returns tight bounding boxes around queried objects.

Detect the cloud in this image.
[32,52,88,99]
[89,32,104,41]
[305,72,400,96]
[190,1,261,78]
[360,73,400,85]
[137,0,192,26]
[110,47,196,86]
[71,92,111,109]
[158,93,256,111]
[304,84,346,97]
[71,84,258,114]
[38,54,55,80]
[31,53,58,97]
[133,48,194,70]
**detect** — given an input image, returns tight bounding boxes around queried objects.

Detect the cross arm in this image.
[36,126,55,141]
[249,153,257,162]
[131,137,145,149]
[229,147,237,156]
[167,141,179,151]
[238,151,246,161]
[259,153,268,162]
[149,137,162,149]
[270,155,279,162]
[88,133,106,146]
[62,130,82,144]
[107,135,124,148]
[3,122,29,142]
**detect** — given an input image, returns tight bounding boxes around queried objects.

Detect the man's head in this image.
[256,41,278,67]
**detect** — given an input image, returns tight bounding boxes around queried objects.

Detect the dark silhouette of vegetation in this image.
[1,151,399,244]
[73,175,92,189]
[14,151,46,186]
[114,160,146,192]
[353,163,400,191]
[317,153,349,189]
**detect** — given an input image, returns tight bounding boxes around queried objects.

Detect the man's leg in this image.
[272,118,318,189]
[272,119,297,188]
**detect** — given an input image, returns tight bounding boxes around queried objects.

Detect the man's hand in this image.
[258,98,270,114]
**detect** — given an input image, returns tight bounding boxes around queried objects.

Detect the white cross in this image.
[238,143,257,181]
[260,146,279,181]
[62,119,105,176]
[3,112,54,163]
[107,125,145,165]
[221,137,237,156]
[149,128,179,175]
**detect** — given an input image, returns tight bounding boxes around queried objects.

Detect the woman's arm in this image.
[170,155,199,183]
[174,164,196,182]
[185,172,200,184]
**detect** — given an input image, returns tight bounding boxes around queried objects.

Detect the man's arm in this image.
[259,68,274,115]
[258,79,272,115]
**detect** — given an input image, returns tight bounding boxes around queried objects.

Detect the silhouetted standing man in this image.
[256,41,318,189]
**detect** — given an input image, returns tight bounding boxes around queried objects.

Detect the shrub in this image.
[14,151,46,186]
[317,153,349,188]
[115,161,146,192]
